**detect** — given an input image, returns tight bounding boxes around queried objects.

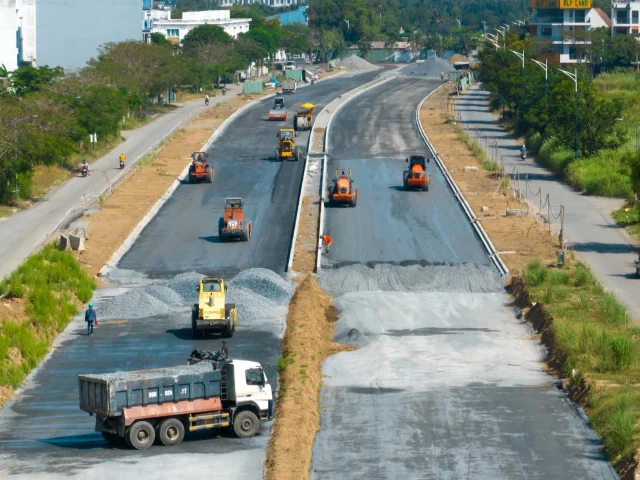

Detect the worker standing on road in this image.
[323,234,333,254]
[85,303,97,336]
[221,341,229,359]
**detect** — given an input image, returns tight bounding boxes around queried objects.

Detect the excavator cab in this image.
[327,168,358,207]
[403,155,432,191]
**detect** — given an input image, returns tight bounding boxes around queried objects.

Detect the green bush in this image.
[600,292,629,326]
[608,336,633,371]
[565,149,633,198]
[548,270,569,285]
[524,259,548,287]
[574,263,594,287]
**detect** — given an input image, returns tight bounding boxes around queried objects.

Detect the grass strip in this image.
[448,119,499,172]
[0,243,95,395]
[517,259,640,469]
[264,276,352,480]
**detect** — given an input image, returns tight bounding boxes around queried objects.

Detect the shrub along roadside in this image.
[517,259,640,467]
[0,243,96,393]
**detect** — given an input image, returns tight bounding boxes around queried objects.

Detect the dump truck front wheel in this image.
[233,410,260,438]
[158,418,185,446]
[128,421,155,450]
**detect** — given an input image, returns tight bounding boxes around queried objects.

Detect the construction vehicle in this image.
[189,152,214,184]
[78,354,273,450]
[276,128,300,161]
[268,97,287,121]
[294,103,315,131]
[403,155,432,191]
[282,80,296,94]
[327,168,358,207]
[191,277,237,338]
[219,197,252,242]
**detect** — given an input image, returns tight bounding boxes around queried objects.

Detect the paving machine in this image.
[403,155,432,191]
[191,277,237,338]
[219,197,252,242]
[189,152,214,184]
[268,97,287,121]
[276,129,300,161]
[327,168,358,207]
[294,103,315,131]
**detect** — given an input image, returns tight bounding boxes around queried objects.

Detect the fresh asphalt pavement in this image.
[118,70,382,279]
[322,77,489,266]
[0,72,382,479]
[312,77,617,479]
[457,86,640,320]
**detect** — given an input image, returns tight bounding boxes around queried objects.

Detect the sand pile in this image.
[340,54,378,72]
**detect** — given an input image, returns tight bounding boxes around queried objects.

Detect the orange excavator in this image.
[219,197,252,242]
[327,169,358,207]
[189,152,214,184]
[403,155,432,191]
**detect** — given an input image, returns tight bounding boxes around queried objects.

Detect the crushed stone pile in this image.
[82,361,216,382]
[318,262,503,297]
[400,56,454,78]
[340,54,377,72]
[96,268,293,321]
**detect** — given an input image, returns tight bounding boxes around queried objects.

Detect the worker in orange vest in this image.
[322,234,332,254]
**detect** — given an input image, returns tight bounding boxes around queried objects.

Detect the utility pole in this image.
[558,68,579,160]
[510,49,525,119]
[531,58,548,99]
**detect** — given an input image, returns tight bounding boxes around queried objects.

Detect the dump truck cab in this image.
[403,155,432,191]
[189,151,214,184]
[219,197,252,242]
[276,128,300,161]
[192,277,237,338]
[268,97,287,121]
[327,168,358,207]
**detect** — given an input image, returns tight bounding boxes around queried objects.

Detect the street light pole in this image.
[558,67,579,160]
[531,58,548,99]
[510,49,525,118]
[10,114,38,202]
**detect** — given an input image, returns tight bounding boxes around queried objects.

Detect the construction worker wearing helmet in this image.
[85,302,97,335]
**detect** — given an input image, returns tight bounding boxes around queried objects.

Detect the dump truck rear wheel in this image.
[128,421,155,450]
[233,410,259,438]
[158,418,185,446]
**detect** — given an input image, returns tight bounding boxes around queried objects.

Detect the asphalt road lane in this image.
[323,78,489,266]
[119,71,382,278]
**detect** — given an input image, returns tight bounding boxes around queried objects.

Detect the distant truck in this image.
[79,356,273,450]
[282,80,296,94]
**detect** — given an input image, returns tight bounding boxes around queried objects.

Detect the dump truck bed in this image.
[78,362,223,418]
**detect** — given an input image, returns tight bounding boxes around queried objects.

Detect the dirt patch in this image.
[264,276,352,480]
[420,85,557,276]
[75,94,266,277]
[0,298,27,324]
[0,386,14,408]
[292,196,320,272]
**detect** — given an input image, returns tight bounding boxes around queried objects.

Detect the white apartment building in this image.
[0,0,36,72]
[151,10,251,43]
[611,1,640,36]
[218,0,302,6]
[530,0,611,64]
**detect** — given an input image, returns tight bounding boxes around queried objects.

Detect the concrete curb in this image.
[315,74,395,273]
[415,87,510,277]
[99,93,278,275]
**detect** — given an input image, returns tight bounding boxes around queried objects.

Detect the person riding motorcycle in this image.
[119,153,126,168]
[221,85,227,95]
[520,144,527,159]
[82,160,89,175]
[205,94,209,106]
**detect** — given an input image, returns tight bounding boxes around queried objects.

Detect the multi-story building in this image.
[151,10,251,43]
[530,0,611,64]
[0,0,36,72]
[218,0,304,6]
[611,1,640,36]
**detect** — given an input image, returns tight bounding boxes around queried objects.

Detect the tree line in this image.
[0,15,310,203]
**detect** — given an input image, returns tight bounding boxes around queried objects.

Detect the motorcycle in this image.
[520,151,526,160]
[81,165,88,177]
[119,160,125,169]
[205,98,209,106]
[221,87,227,96]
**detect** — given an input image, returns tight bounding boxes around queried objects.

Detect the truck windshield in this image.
[246,368,264,386]
[203,283,221,292]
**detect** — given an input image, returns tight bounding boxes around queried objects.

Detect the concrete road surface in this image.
[322,78,489,266]
[457,86,640,320]
[0,91,233,281]
[312,78,617,479]
[119,70,382,278]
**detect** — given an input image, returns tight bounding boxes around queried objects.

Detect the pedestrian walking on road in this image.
[85,303,97,336]
[323,234,333,254]
[221,341,229,359]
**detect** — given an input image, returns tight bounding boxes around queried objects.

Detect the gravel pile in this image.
[82,361,217,382]
[168,272,205,304]
[340,54,377,72]
[97,289,175,320]
[144,285,186,307]
[400,56,454,77]
[227,286,277,321]
[229,268,294,303]
[319,262,503,296]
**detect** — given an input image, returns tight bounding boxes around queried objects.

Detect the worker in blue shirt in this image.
[85,303,97,336]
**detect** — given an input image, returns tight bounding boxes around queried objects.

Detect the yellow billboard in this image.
[530,0,591,7]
